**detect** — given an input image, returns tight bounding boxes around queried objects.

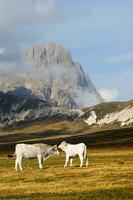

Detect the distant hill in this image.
[77,100,133,131]
[0,97,132,148]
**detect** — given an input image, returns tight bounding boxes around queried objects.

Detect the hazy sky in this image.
[0,0,132,101]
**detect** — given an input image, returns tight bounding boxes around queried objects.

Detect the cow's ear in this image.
[62,141,67,146]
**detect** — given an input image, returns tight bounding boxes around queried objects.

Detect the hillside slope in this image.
[77,100,133,130]
[0,99,132,148]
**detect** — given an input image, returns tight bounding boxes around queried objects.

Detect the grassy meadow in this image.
[0,148,133,200]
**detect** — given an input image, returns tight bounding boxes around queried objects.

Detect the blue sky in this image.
[0,0,132,101]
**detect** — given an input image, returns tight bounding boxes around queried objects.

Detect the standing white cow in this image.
[15,143,59,171]
[58,141,88,168]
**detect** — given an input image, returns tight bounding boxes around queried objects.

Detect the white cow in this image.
[58,141,88,168]
[15,143,59,171]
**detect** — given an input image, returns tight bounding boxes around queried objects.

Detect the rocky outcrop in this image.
[24,43,74,68]
[0,92,51,127]
[77,100,133,128]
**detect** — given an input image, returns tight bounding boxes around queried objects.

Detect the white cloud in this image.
[99,88,119,102]
[0,48,5,55]
[0,0,63,72]
[0,0,57,30]
[35,0,55,15]
[0,0,62,46]
[103,51,133,63]
[0,61,17,73]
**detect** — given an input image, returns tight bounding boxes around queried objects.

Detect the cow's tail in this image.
[7,153,15,158]
[84,145,88,167]
[7,147,16,158]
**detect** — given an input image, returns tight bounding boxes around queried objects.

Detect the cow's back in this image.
[15,143,40,158]
[33,143,51,154]
[68,143,86,149]
[67,143,86,156]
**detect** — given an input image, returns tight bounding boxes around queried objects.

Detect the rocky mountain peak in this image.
[0,43,103,109]
[24,42,74,68]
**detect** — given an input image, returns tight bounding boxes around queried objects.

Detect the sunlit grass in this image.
[0,148,132,199]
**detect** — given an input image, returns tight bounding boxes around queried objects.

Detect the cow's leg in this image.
[79,154,83,168]
[86,156,88,167]
[70,158,73,167]
[18,156,23,171]
[15,157,19,171]
[37,155,43,169]
[64,154,69,168]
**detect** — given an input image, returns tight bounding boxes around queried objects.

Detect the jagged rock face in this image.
[0,92,51,127]
[24,43,74,68]
[0,92,78,128]
[0,43,103,109]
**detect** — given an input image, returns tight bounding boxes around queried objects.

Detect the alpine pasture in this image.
[0,147,132,200]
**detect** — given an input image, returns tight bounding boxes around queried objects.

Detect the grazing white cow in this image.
[58,141,88,168]
[15,143,59,171]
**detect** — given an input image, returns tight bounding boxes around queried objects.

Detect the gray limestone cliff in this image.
[0,43,103,109]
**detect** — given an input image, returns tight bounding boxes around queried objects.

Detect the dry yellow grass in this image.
[0,148,133,199]
[10,120,77,134]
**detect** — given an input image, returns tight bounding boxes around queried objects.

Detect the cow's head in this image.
[58,141,68,151]
[51,145,60,156]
